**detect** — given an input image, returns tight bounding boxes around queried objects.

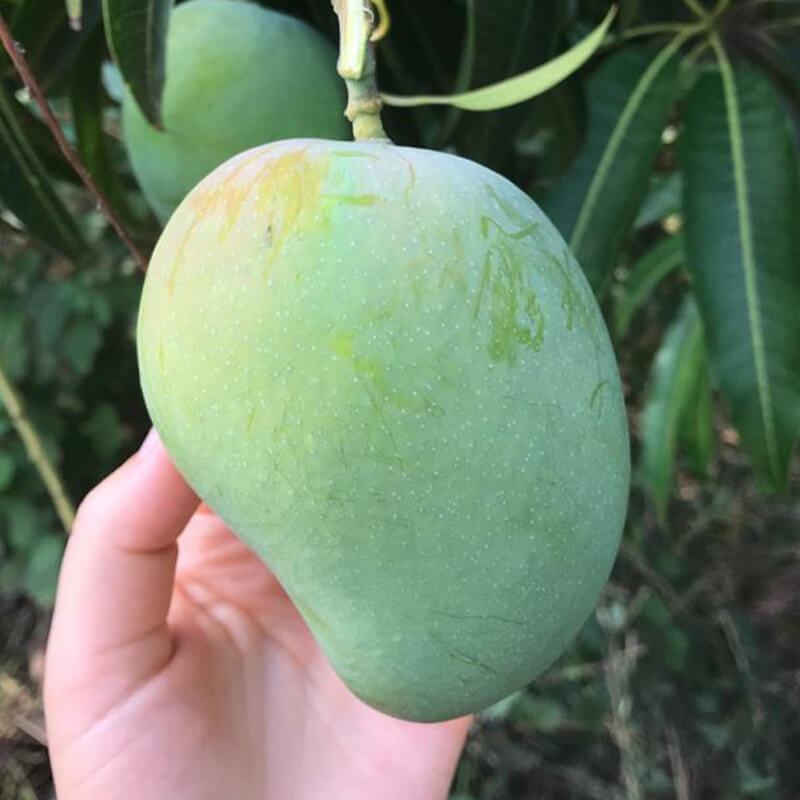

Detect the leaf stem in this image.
[683,37,712,64]
[0,360,75,534]
[762,17,800,32]
[331,0,390,142]
[618,22,704,41]
[682,0,711,20]
[0,12,147,271]
[65,0,82,30]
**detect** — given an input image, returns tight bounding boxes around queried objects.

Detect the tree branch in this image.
[0,12,148,271]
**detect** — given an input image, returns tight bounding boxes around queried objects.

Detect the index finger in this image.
[46,430,199,690]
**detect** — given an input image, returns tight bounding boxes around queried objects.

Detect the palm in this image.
[47,500,470,800]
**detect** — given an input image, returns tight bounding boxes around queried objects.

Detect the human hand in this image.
[45,430,471,800]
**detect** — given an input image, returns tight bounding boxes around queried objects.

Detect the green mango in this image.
[121,0,350,222]
[137,139,630,721]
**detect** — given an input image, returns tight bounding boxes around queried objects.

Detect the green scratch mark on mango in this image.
[590,380,610,414]
[481,216,540,241]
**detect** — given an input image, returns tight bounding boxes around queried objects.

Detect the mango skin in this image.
[137,139,630,722]
[122,0,349,222]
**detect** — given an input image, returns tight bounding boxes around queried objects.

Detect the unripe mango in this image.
[122,0,349,222]
[137,139,630,721]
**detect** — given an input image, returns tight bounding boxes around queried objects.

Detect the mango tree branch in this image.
[0,12,147,271]
[0,360,76,534]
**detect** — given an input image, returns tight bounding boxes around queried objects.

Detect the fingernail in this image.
[138,428,162,459]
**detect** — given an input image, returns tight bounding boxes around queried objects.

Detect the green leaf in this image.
[24,533,64,606]
[682,53,800,489]
[0,452,16,490]
[733,28,800,133]
[0,554,28,594]
[0,304,30,381]
[520,76,587,190]
[37,1,102,93]
[80,403,124,462]
[634,171,682,230]
[103,0,171,128]
[0,84,85,257]
[377,0,463,95]
[543,40,684,292]
[9,0,65,72]
[381,6,615,111]
[4,498,39,551]
[62,318,103,375]
[678,356,714,478]
[615,233,685,336]
[70,28,132,219]
[9,0,102,92]
[479,690,524,721]
[447,0,563,167]
[641,297,705,520]
[509,694,566,731]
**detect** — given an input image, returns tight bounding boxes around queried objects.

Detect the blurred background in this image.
[0,0,799,797]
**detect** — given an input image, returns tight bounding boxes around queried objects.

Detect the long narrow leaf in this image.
[615,233,685,336]
[682,51,800,488]
[634,171,682,230]
[521,76,587,190]
[450,0,563,169]
[103,0,170,128]
[10,0,101,92]
[69,30,131,220]
[466,0,560,89]
[0,84,83,257]
[641,297,705,520]
[678,357,714,478]
[431,0,478,146]
[380,6,615,111]
[543,39,685,292]
[10,0,65,70]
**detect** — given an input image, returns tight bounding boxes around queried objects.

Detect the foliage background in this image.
[0,0,799,797]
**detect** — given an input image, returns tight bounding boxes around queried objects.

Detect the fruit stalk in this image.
[331,0,390,142]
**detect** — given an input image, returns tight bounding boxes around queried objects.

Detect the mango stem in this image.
[331,0,391,142]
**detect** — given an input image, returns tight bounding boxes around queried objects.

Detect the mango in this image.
[137,139,630,722]
[121,0,350,222]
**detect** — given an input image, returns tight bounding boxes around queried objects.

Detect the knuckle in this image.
[73,484,108,531]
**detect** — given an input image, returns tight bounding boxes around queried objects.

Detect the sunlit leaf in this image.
[381,7,615,111]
